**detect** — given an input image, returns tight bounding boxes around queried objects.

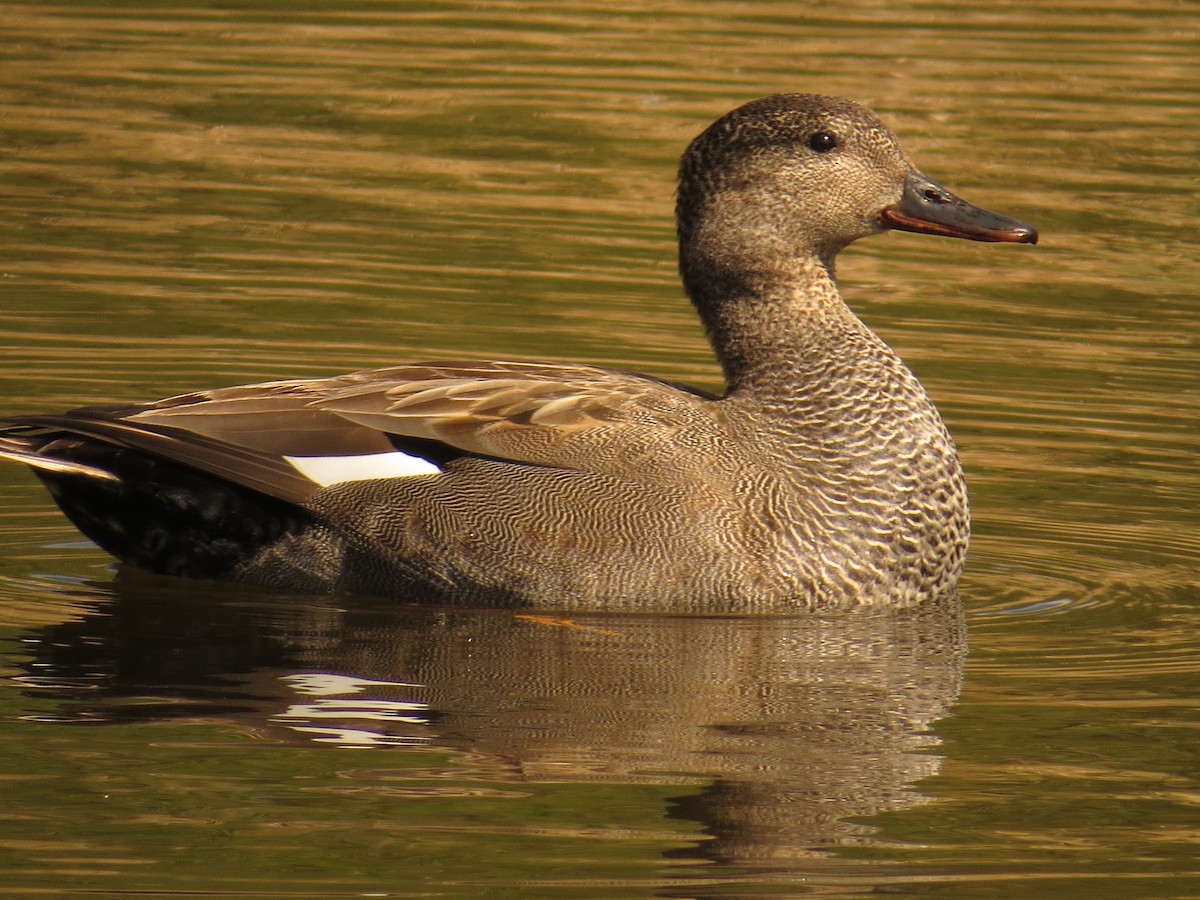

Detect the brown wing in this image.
[126,380,400,459]
[24,361,729,498]
[307,361,730,475]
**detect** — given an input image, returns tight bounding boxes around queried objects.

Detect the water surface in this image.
[1,1,1197,896]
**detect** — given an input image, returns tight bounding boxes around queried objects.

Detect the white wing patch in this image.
[284,451,440,487]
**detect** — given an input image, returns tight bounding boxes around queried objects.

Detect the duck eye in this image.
[808,131,838,153]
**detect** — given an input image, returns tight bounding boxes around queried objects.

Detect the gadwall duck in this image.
[0,94,1036,611]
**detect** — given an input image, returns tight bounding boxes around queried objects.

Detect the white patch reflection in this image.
[273,672,431,748]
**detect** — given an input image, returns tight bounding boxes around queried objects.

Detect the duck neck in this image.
[685,250,901,406]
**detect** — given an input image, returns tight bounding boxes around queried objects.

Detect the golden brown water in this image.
[1,1,1198,896]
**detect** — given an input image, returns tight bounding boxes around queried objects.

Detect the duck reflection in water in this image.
[19,578,964,868]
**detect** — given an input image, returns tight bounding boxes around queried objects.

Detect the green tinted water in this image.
[1,1,1197,896]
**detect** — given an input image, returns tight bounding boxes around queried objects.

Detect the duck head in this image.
[676,93,1036,284]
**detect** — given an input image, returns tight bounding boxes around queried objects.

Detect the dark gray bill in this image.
[881,172,1038,244]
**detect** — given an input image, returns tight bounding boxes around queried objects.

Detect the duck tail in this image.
[0,428,121,482]
[0,417,313,581]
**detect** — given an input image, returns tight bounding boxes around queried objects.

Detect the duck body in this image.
[1,94,1035,611]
